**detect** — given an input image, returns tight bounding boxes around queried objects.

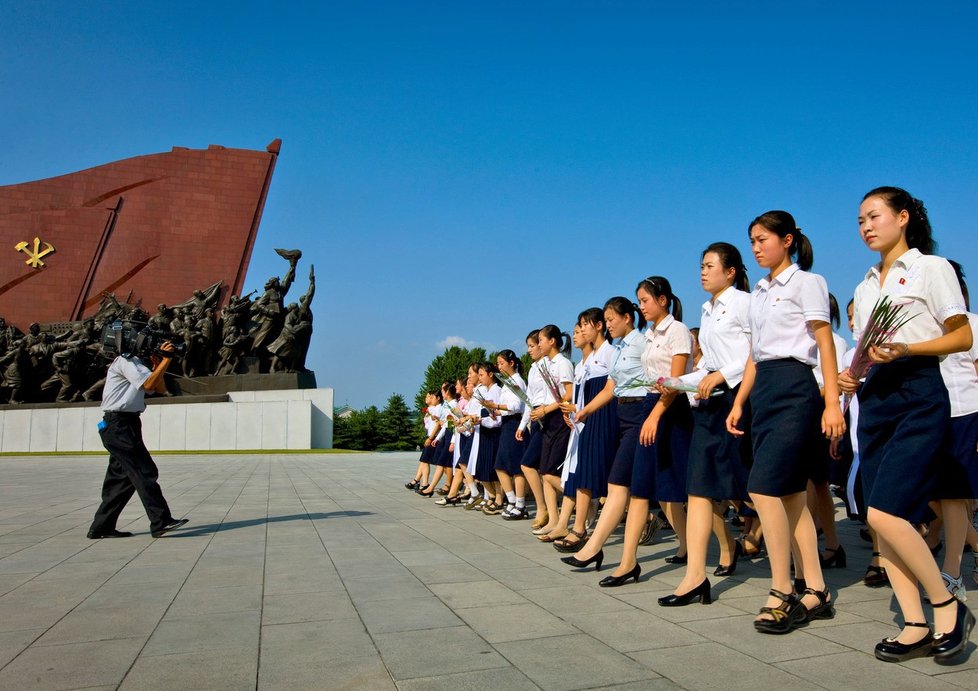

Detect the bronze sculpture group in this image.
[0,250,315,404]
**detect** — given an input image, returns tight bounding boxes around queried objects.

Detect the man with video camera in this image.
[87,332,188,539]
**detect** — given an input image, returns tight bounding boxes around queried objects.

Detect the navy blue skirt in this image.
[937,411,978,499]
[860,357,950,521]
[630,393,693,501]
[475,426,501,482]
[539,410,572,477]
[520,422,543,470]
[687,384,752,501]
[458,433,473,469]
[419,443,435,463]
[494,415,526,476]
[575,376,618,497]
[607,397,644,486]
[747,359,822,497]
[432,434,453,468]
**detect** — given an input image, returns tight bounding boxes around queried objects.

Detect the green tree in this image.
[376,393,415,451]
[414,345,488,435]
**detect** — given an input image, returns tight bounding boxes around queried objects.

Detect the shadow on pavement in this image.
[167,510,374,537]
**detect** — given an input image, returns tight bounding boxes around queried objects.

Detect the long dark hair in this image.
[635,276,683,323]
[828,293,840,330]
[604,296,646,330]
[748,210,814,271]
[703,242,749,292]
[949,260,969,310]
[863,186,935,255]
[496,349,523,376]
[441,380,457,400]
[577,307,610,342]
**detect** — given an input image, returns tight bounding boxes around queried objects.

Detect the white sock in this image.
[505,491,517,503]
[483,488,492,500]
[468,482,478,497]
[515,497,526,509]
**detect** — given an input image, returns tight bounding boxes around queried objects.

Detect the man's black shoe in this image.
[151,518,189,538]
[87,530,133,539]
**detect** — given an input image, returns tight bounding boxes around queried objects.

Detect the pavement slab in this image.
[0,451,975,689]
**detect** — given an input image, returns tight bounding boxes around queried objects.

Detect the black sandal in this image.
[754,589,806,635]
[738,534,765,558]
[553,528,588,553]
[864,552,889,588]
[802,587,835,621]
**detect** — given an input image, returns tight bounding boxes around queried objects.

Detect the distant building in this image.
[335,405,355,419]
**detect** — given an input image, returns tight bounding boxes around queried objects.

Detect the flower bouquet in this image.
[844,295,915,410]
[495,372,532,406]
[538,363,565,402]
[656,376,725,398]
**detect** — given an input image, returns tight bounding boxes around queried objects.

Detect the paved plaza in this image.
[0,451,976,690]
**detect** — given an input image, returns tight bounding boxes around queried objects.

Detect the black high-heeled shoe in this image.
[665,552,687,564]
[658,579,712,606]
[754,589,806,635]
[405,480,420,490]
[561,550,604,571]
[932,595,976,662]
[599,564,641,587]
[415,484,430,494]
[714,542,741,577]
[864,552,889,588]
[874,622,934,663]
[818,544,847,568]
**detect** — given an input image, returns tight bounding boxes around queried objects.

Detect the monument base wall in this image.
[0,388,333,453]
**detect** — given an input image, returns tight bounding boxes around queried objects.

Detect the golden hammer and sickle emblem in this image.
[15,237,56,268]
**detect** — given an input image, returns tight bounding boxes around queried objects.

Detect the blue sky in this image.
[3,2,977,409]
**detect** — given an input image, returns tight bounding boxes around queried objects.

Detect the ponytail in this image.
[863,186,936,255]
[749,210,813,270]
[604,296,645,331]
[497,349,523,376]
[538,324,569,354]
[635,276,683,323]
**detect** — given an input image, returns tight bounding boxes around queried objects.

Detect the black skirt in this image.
[747,359,822,497]
[607,397,643,486]
[629,393,693,502]
[457,433,473,469]
[687,384,752,501]
[575,376,618,497]
[936,411,978,500]
[539,409,572,477]
[432,434,454,468]
[474,426,501,482]
[494,415,526,476]
[859,357,950,522]
[519,422,543,470]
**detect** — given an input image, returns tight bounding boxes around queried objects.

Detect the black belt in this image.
[104,410,140,418]
[616,397,644,405]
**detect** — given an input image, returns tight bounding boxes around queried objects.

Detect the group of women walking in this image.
[404,186,977,664]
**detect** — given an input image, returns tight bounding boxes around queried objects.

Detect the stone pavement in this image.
[0,451,975,690]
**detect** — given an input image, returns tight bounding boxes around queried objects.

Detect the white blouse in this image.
[641,314,692,380]
[749,263,830,366]
[686,286,751,388]
[852,249,967,346]
[939,312,978,417]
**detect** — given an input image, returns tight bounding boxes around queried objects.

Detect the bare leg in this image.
[783,491,828,611]
[941,499,970,579]
[869,507,960,643]
[674,495,713,593]
[575,484,629,561]
[614,496,649,575]
[660,501,688,558]
[540,474,563,532]
[751,492,794,621]
[811,481,841,556]
[522,466,547,525]
[712,503,735,566]
[497,470,514,496]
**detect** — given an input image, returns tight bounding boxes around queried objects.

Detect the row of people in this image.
[404,185,977,664]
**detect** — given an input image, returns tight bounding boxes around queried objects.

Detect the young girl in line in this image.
[840,187,974,662]
[532,325,575,535]
[437,376,476,506]
[486,350,528,517]
[598,276,693,587]
[461,365,490,510]
[422,381,458,496]
[561,297,647,572]
[726,210,844,634]
[474,362,504,513]
[405,392,438,490]
[541,324,588,543]
[514,330,547,523]
[661,243,753,606]
[554,308,618,552]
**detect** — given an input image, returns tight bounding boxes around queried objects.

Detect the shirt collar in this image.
[756,262,800,290]
[703,285,734,313]
[647,313,675,339]
[619,328,641,348]
[865,248,923,281]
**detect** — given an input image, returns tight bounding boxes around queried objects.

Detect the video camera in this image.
[100,320,185,361]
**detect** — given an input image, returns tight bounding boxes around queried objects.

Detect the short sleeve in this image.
[118,357,151,388]
[668,324,692,356]
[557,357,575,384]
[800,273,831,323]
[928,258,968,325]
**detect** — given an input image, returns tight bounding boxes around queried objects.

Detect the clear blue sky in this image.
[3,2,977,409]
